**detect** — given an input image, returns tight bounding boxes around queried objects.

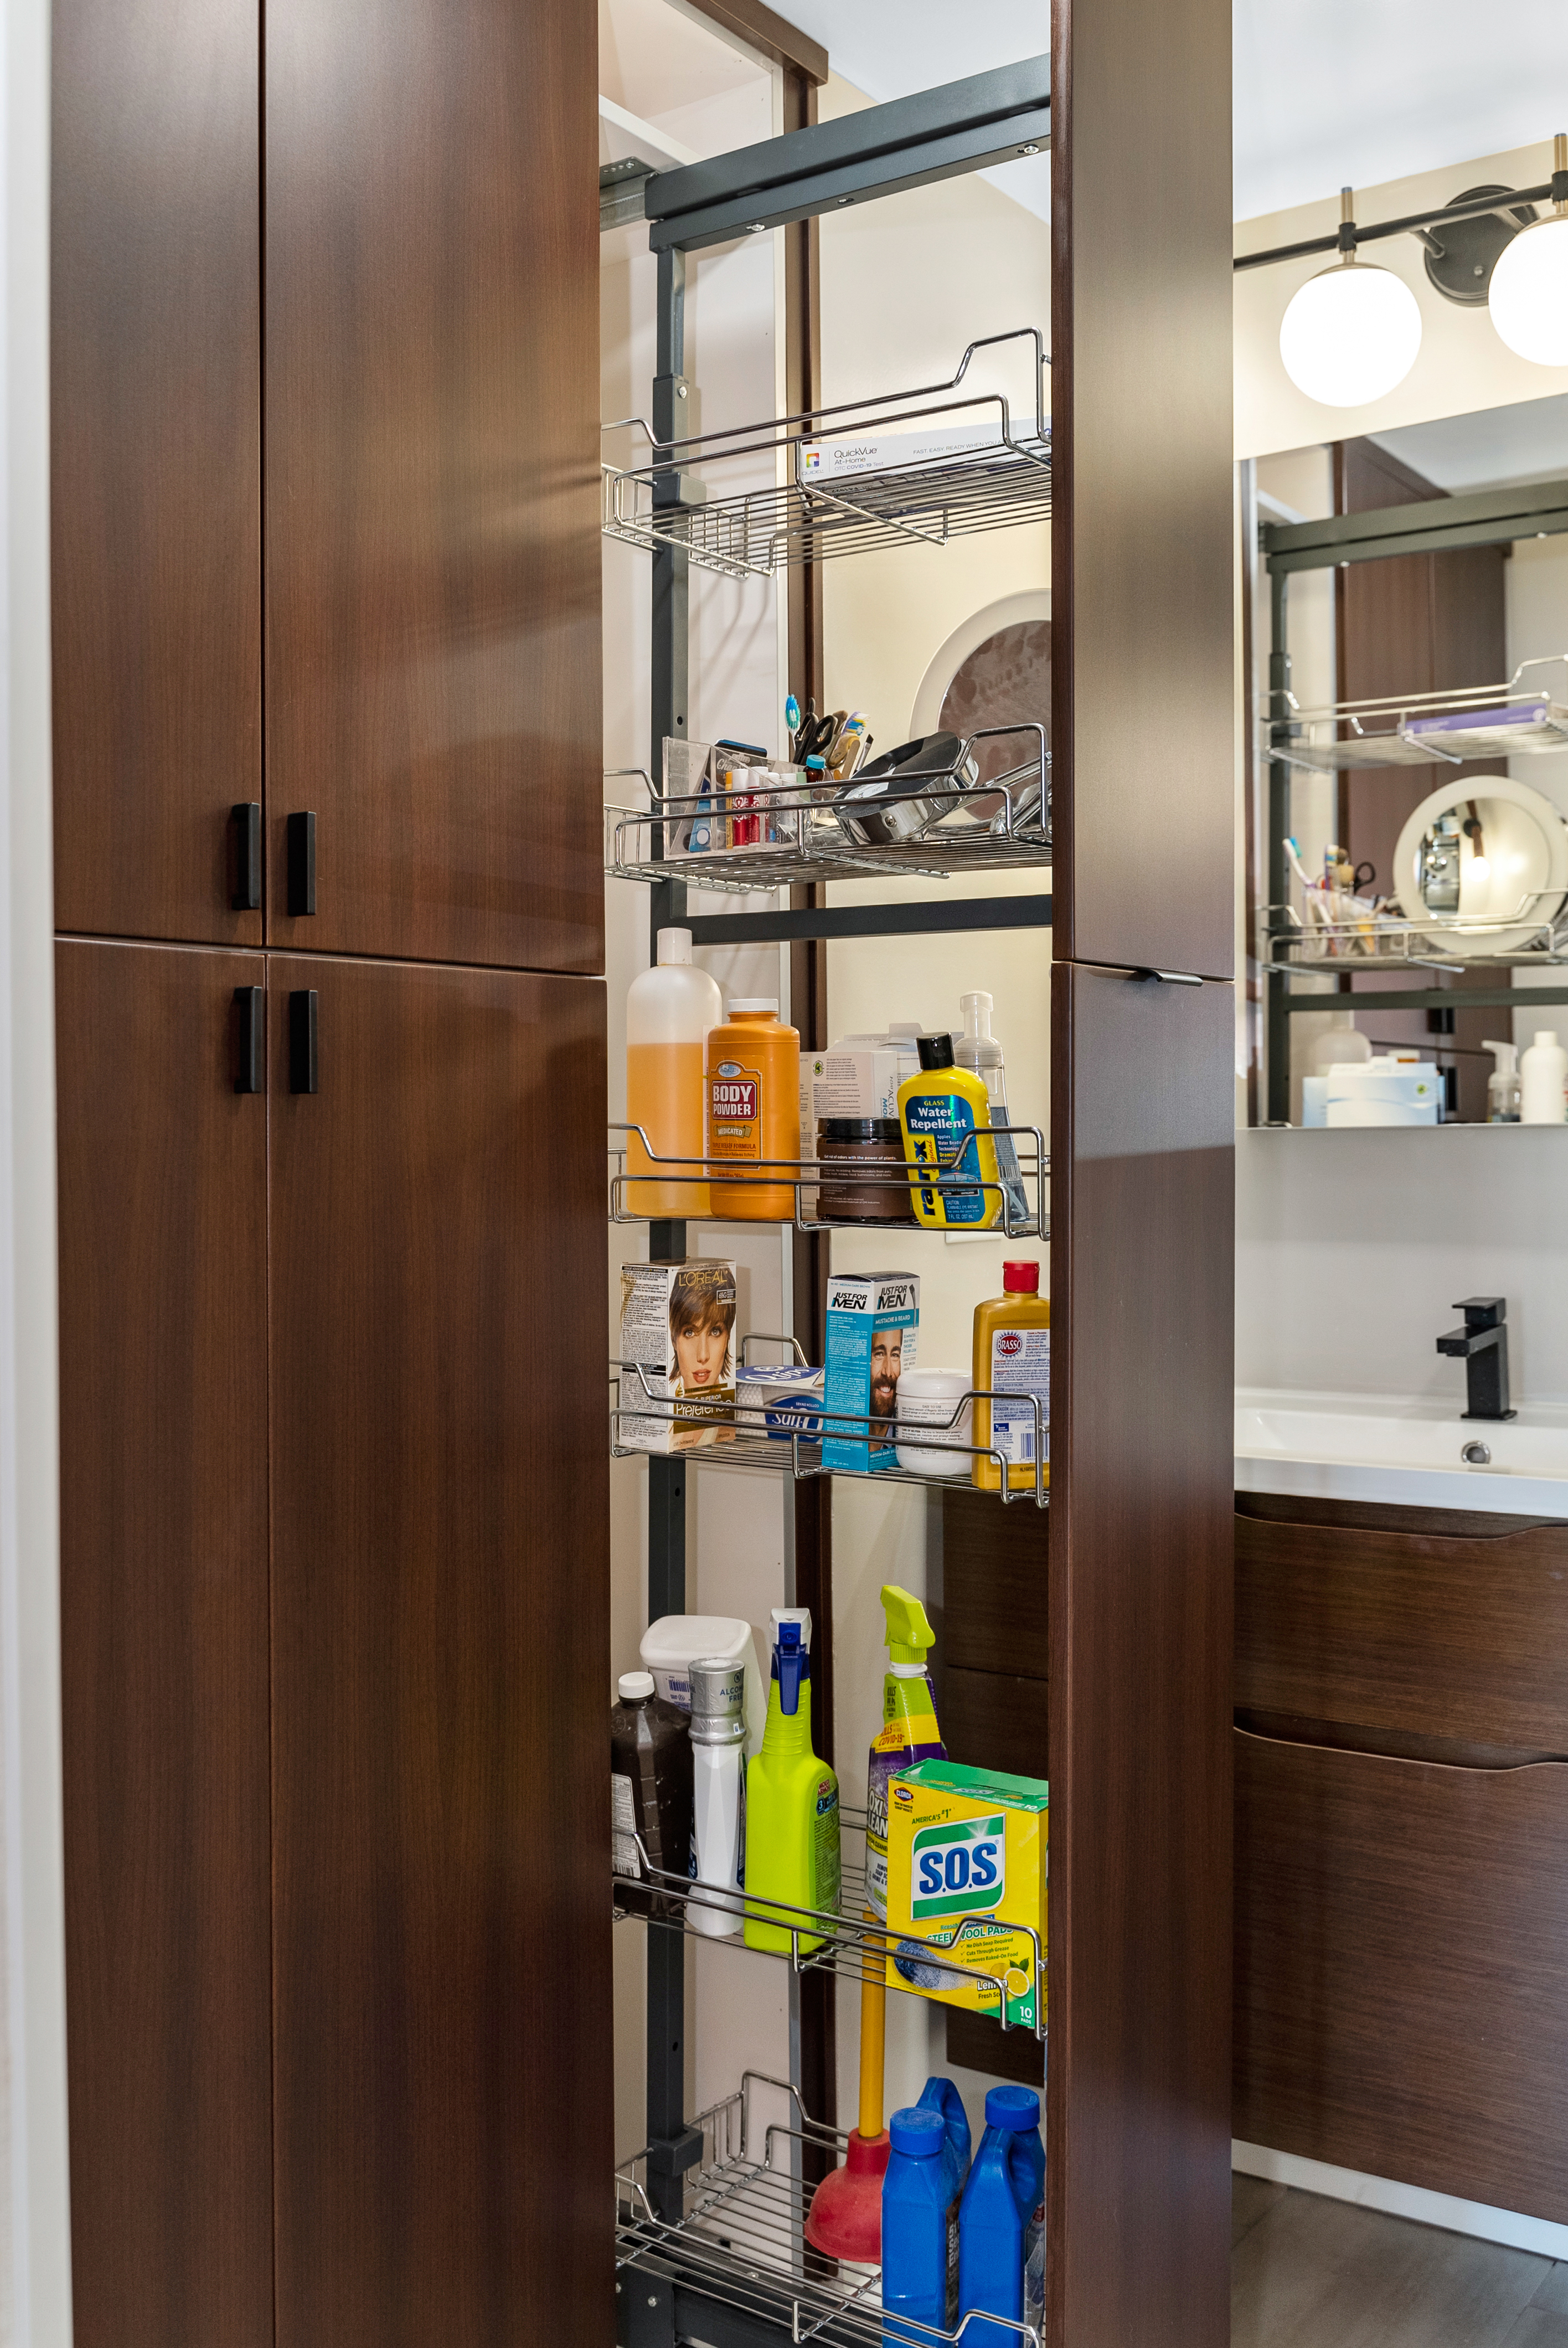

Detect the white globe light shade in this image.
[1488,214,1568,367]
[1278,259,1423,407]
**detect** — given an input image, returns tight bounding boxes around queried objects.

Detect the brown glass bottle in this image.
[611,1671,694,1919]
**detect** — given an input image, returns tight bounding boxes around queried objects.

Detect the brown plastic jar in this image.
[816,1118,916,1224]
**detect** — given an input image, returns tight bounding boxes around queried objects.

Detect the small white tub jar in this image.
[895,1367,973,1476]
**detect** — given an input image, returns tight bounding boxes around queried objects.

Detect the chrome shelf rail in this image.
[613,1809,1047,2035]
[609,1121,1049,1240]
[1260,893,1568,970]
[617,2073,1044,2348]
[601,331,1051,582]
[610,1362,1049,1510]
[1263,654,1568,774]
[605,728,1049,894]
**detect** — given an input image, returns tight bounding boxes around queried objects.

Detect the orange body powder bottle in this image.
[705,1000,800,1220]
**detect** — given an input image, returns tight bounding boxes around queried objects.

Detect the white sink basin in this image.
[1236,1389,1568,1519]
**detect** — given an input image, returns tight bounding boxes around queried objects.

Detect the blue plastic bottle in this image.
[915,2074,972,2189]
[881,2081,971,2344]
[958,2085,1046,2343]
[881,2109,951,2346]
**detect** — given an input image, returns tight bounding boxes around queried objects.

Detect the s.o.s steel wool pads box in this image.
[884,1759,1047,2030]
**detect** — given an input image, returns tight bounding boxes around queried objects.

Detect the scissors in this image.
[795,709,840,763]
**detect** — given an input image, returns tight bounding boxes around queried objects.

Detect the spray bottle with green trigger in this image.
[744,1609,840,1954]
[865,1585,947,1921]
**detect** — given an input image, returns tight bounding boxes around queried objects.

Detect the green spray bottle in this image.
[865,1585,946,1920]
[744,1609,841,1954]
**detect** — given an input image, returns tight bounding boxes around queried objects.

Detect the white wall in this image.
[0,0,73,2332]
[1237,1127,1568,1411]
[1236,137,1568,463]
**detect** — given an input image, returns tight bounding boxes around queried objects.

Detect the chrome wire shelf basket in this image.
[617,2073,1044,2348]
[609,1121,1049,1240]
[1265,655,1568,774]
[614,1806,1047,2034]
[610,1350,1049,1510]
[1261,893,1568,970]
[601,329,1051,581]
[605,726,1049,894]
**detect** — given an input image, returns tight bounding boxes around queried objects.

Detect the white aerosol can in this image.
[688,1657,747,1937]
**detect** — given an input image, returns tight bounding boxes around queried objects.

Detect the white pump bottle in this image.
[957,991,1029,1228]
[1520,1031,1568,1126]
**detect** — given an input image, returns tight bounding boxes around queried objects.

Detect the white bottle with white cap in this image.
[626,927,723,1215]
[1520,1031,1568,1125]
[638,1614,767,1754]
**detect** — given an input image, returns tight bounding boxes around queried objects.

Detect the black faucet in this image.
[1436,1297,1516,1421]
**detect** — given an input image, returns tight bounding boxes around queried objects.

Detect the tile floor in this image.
[1233,2177,1568,2348]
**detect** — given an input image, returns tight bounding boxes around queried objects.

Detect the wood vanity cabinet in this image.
[1234,1494,1568,2221]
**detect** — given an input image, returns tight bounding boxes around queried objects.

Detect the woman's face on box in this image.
[675,1307,729,1389]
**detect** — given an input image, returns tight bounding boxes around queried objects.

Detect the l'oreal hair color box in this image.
[619,1260,737,1453]
[821,1271,918,1472]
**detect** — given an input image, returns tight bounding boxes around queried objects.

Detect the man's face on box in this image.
[870,1326,904,1418]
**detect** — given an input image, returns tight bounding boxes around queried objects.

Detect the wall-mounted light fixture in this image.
[1488,133,1568,366]
[1236,136,1568,404]
[1277,189,1422,405]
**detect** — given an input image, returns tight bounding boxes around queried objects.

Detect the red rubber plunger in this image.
[803,2128,890,2263]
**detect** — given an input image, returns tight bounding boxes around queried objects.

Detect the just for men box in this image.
[820,1271,917,1472]
[884,1758,1048,2031]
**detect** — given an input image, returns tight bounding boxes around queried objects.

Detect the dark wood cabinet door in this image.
[1235,1729,1568,2223]
[267,955,611,2348]
[51,0,261,944]
[264,0,602,974]
[1051,0,1232,981]
[1048,959,1235,2348]
[1236,1502,1568,1758]
[56,940,273,2348]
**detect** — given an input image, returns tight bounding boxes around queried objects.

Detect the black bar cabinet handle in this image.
[230,802,261,912]
[233,986,263,1094]
[287,811,317,916]
[288,990,318,1095]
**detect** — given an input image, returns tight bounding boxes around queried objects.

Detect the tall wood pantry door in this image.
[55,939,274,2348]
[51,0,261,946]
[266,955,612,2347]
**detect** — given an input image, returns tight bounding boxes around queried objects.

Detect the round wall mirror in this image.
[909,590,1051,813]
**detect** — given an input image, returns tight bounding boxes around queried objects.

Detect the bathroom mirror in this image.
[1396,775,1568,952]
